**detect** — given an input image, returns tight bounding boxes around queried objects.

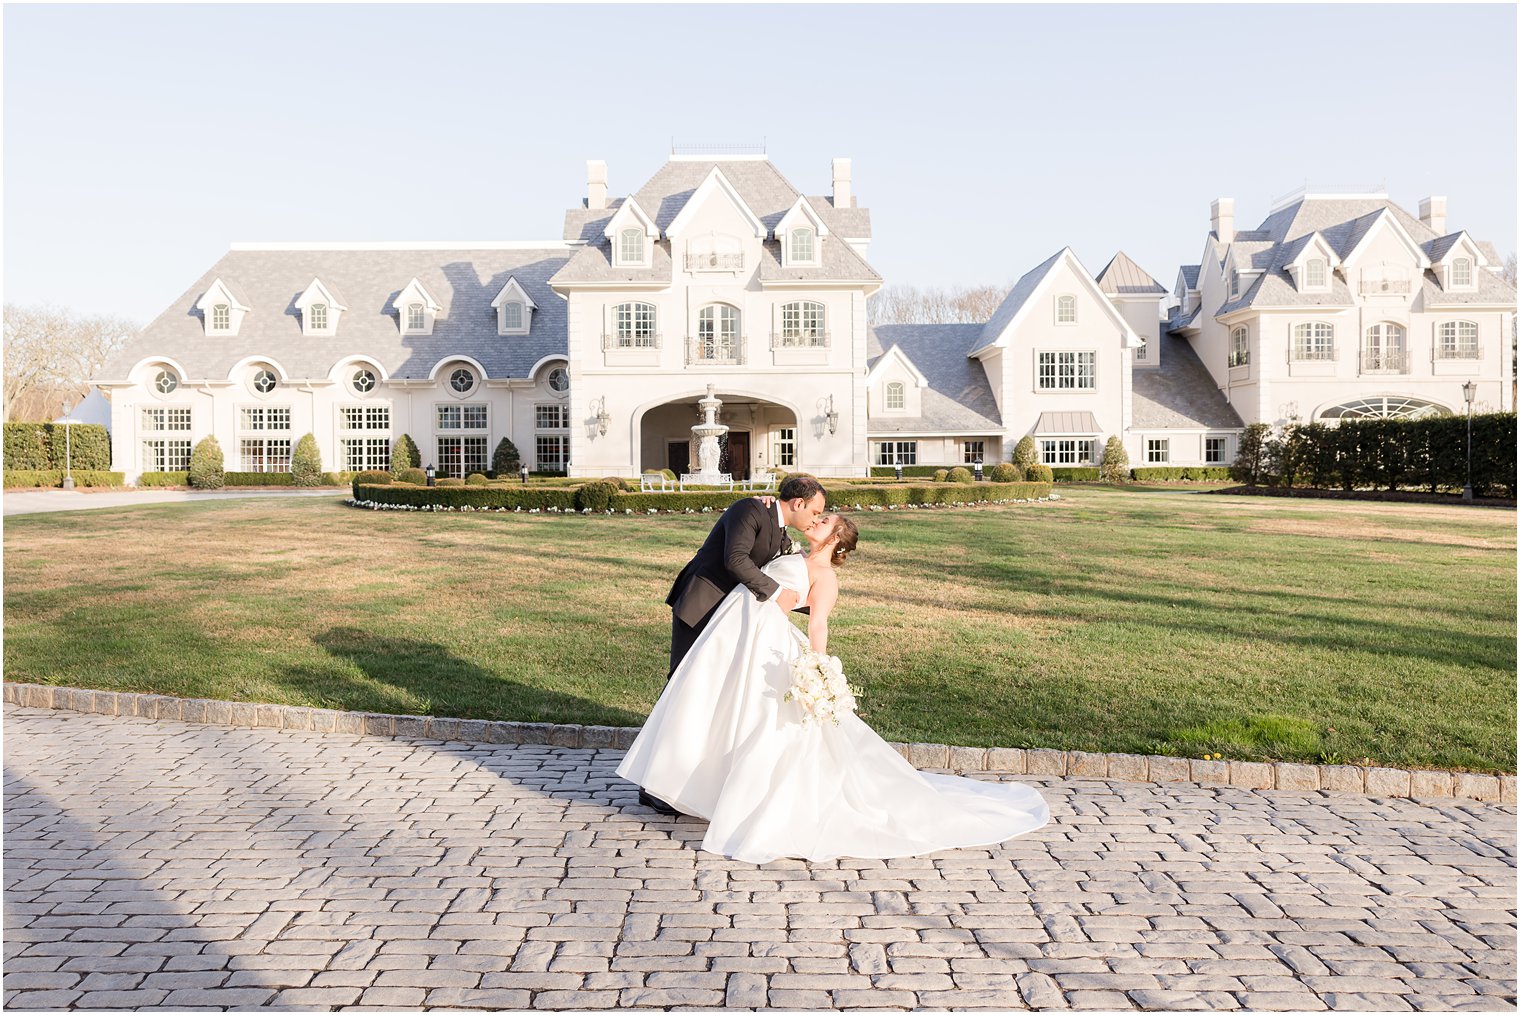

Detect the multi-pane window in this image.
[142,439,191,472]
[535,403,570,430]
[548,367,569,393]
[1055,295,1077,323]
[1291,322,1334,360]
[142,407,192,431]
[1205,437,1227,464]
[437,405,487,430]
[614,302,657,347]
[211,304,230,330]
[309,303,328,330]
[779,301,825,346]
[772,427,796,468]
[1036,351,1097,390]
[962,440,986,464]
[339,405,391,430]
[1135,338,1148,361]
[340,438,390,472]
[789,228,814,263]
[1039,439,1095,465]
[241,438,293,472]
[535,436,568,472]
[874,441,917,466]
[437,436,488,477]
[1452,258,1473,287]
[1438,321,1480,359]
[1146,439,1170,463]
[253,369,278,394]
[620,228,644,264]
[1229,327,1250,367]
[885,382,906,410]
[697,304,740,357]
[407,304,425,331]
[154,370,179,394]
[1230,271,1240,298]
[502,301,525,331]
[352,369,376,393]
[240,406,291,431]
[1305,258,1327,288]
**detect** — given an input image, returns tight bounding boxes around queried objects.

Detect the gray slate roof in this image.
[1096,252,1167,295]
[1132,335,1244,430]
[866,324,1002,433]
[978,249,1065,349]
[1179,265,1201,290]
[99,248,571,382]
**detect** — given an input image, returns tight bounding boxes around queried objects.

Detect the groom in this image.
[641,474,826,814]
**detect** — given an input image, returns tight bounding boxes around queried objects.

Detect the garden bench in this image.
[640,473,676,493]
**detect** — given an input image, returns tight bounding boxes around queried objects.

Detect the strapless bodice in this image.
[762,551,810,600]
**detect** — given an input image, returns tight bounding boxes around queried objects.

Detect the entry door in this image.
[667,441,690,475]
[722,432,750,480]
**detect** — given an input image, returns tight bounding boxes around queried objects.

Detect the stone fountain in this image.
[682,384,730,487]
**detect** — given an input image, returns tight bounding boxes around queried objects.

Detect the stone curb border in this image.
[6,682,1514,806]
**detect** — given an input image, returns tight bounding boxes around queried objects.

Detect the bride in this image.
[617,512,1049,864]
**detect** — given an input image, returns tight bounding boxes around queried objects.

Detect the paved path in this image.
[4,709,1515,1012]
[2,488,345,516]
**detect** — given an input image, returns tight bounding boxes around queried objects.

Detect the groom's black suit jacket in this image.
[666,497,787,631]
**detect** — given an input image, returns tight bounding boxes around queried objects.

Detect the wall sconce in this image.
[592,396,611,437]
[819,394,839,436]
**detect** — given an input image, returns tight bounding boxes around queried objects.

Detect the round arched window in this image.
[450,368,476,394]
[154,369,178,395]
[253,369,278,394]
[548,367,569,393]
[352,369,376,394]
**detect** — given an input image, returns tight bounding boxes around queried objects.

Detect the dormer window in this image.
[502,301,524,331]
[491,276,536,336]
[619,228,645,265]
[309,304,328,330]
[885,382,905,410]
[1055,295,1077,324]
[1452,257,1473,288]
[211,304,230,331]
[789,228,815,264]
[1230,271,1240,298]
[394,277,442,336]
[1305,258,1327,289]
[195,277,250,336]
[406,304,425,331]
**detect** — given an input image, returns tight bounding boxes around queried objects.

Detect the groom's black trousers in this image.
[669,615,705,680]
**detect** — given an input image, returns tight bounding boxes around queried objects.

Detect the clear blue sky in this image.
[5,4,1515,323]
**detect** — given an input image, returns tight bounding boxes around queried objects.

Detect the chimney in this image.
[1210,198,1235,244]
[1419,196,1447,235]
[586,160,608,211]
[832,157,852,209]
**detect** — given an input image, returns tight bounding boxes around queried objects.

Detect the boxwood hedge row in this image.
[2,469,125,488]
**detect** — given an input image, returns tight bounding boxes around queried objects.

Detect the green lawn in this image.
[4,486,1514,772]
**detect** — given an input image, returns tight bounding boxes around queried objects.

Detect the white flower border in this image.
[345,493,1060,516]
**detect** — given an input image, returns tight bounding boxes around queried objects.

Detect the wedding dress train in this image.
[618,553,1050,863]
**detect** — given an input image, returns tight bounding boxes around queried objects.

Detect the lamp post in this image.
[893,463,903,481]
[974,460,984,482]
[1462,381,1476,502]
[425,464,436,487]
[519,463,530,485]
[58,400,76,490]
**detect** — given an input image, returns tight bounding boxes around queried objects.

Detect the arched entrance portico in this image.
[634,392,799,480]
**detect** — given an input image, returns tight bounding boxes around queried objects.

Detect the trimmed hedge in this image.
[3,422,111,471]
[226,471,295,487]
[1130,466,1233,482]
[137,472,189,487]
[1050,467,1101,482]
[353,481,1055,514]
[868,465,946,478]
[3,469,124,488]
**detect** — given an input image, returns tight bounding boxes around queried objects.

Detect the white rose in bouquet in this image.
[785,650,864,727]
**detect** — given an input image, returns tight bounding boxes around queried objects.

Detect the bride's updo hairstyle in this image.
[827,515,859,567]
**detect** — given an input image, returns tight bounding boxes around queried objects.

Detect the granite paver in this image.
[4,707,1514,1011]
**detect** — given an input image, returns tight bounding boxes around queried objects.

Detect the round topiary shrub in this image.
[291,433,323,487]
[574,480,618,513]
[1011,435,1038,470]
[188,436,225,490]
[390,434,421,474]
[989,463,1020,483]
[599,476,629,491]
[1025,463,1054,483]
[492,437,521,475]
[1100,435,1129,484]
[397,467,426,485]
[932,469,949,482]
[466,473,488,486]
[436,477,464,487]
[661,468,677,481]
[947,466,974,483]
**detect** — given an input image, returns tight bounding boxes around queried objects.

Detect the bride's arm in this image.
[806,570,839,653]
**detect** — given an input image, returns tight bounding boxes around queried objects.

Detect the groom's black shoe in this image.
[638,789,681,815]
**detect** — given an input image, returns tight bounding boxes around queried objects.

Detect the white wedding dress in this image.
[617,552,1050,863]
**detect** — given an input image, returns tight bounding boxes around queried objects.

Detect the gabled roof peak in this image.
[1096,251,1167,295]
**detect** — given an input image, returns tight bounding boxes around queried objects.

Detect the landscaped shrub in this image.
[466,473,488,486]
[3,469,125,488]
[397,467,426,485]
[137,471,189,487]
[1024,463,1054,483]
[1230,423,1271,485]
[291,434,323,487]
[599,476,630,491]
[1050,467,1101,482]
[1011,435,1038,470]
[988,463,1020,483]
[3,424,51,470]
[492,437,521,475]
[574,481,618,513]
[188,436,225,490]
[1099,436,1129,484]
[868,465,947,478]
[390,434,421,474]
[436,477,464,487]
[350,470,392,498]
[946,467,974,483]
[3,422,112,471]
[225,472,294,487]
[932,469,949,482]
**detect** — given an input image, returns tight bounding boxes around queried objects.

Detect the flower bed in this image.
[350,481,1055,515]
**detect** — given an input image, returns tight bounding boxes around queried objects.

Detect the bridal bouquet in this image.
[785,650,862,727]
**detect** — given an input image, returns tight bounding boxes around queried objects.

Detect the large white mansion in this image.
[96,152,1515,482]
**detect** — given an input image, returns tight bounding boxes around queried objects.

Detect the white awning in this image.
[1034,411,1100,435]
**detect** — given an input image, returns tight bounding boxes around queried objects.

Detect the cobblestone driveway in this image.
[4,708,1515,1011]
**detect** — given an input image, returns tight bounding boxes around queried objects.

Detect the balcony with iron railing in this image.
[770,331,830,349]
[1360,348,1409,373]
[684,252,745,272]
[1359,277,1412,295]
[1436,344,1481,361]
[686,335,746,366]
[1289,345,1336,362]
[601,332,661,351]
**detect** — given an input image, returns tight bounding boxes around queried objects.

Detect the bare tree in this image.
[868,282,1014,326]
[1502,252,1517,288]
[3,304,137,421]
